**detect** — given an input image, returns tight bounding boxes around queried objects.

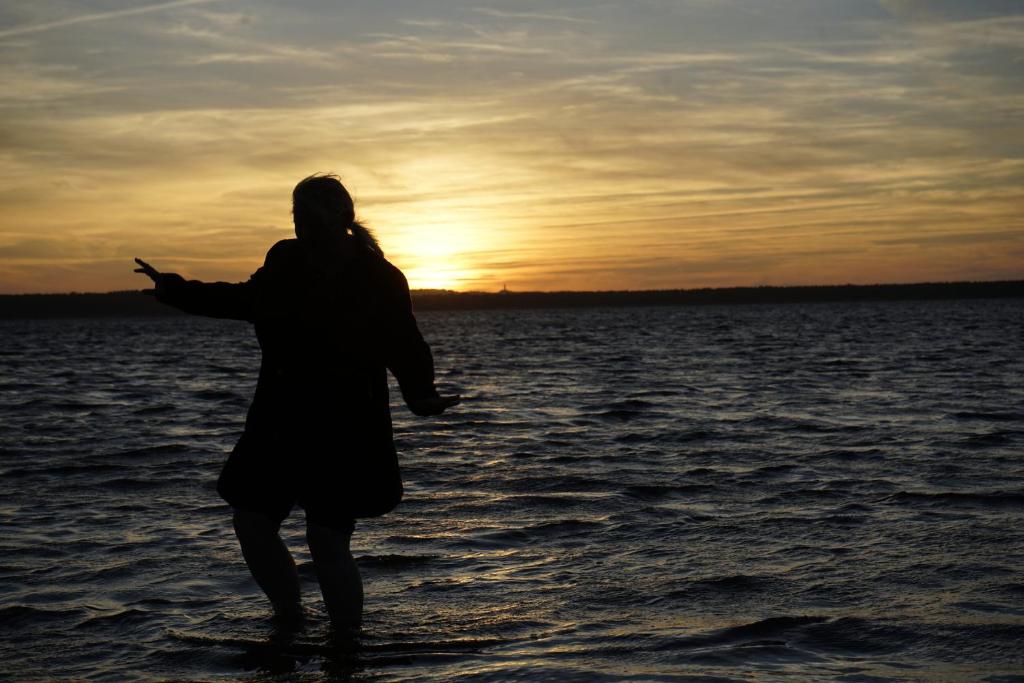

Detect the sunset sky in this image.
[1,0,1022,293]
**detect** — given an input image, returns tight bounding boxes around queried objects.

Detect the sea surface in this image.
[1,300,1023,681]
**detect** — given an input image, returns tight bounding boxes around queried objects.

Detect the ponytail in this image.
[350,220,383,257]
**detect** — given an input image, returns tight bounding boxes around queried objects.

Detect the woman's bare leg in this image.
[306,519,362,631]
[231,507,302,620]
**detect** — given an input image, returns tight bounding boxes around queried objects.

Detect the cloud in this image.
[0,0,224,39]
[873,230,1024,246]
[0,238,81,259]
[472,8,596,25]
[879,0,1024,22]
[0,64,122,103]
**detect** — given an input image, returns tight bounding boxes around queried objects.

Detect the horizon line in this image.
[2,278,1022,298]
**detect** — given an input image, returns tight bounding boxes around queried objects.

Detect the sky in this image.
[0,0,1022,293]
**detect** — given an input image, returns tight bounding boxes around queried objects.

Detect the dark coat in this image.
[155,238,437,518]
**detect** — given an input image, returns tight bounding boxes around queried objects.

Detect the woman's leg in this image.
[306,519,363,631]
[231,507,302,620]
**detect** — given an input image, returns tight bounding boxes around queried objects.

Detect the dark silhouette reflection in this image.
[193,617,357,679]
[229,617,315,677]
[134,174,459,632]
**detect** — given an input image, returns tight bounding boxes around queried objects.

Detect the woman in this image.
[134,174,459,632]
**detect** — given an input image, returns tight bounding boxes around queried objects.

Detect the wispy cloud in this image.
[0,0,223,39]
[472,7,596,24]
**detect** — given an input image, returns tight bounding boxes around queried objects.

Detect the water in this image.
[1,300,1023,681]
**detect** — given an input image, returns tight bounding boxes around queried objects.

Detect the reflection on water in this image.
[1,300,1023,680]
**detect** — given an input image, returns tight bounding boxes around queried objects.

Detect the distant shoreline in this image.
[0,280,1021,318]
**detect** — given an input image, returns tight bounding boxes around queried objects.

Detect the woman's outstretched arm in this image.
[133,257,256,321]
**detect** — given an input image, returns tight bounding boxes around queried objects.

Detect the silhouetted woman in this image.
[134,174,458,632]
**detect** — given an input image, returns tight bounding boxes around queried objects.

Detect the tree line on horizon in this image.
[0,280,1021,319]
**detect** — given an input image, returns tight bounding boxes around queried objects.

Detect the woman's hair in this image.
[292,173,383,256]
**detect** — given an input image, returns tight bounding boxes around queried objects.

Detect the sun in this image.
[403,264,479,291]
[384,216,489,291]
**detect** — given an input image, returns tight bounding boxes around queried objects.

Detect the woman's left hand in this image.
[409,394,461,416]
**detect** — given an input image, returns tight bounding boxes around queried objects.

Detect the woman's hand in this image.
[408,394,461,417]
[133,257,160,283]
[133,258,182,296]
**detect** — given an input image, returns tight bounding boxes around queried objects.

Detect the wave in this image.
[502,474,614,494]
[169,628,508,661]
[651,575,787,604]
[621,483,717,500]
[0,605,85,628]
[3,463,123,479]
[593,407,670,422]
[503,494,594,509]
[463,519,607,546]
[74,608,151,630]
[97,477,172,492]
[104,444,192,458]
[132,404,176,415]
[651,614,920,664]
[960,431,1019,448]
[358,554,439,569]
[883,490,1024,508]
[191,389,243,401]
[655,615,828,652]
[949,411,1024,422]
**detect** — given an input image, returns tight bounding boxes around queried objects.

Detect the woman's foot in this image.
[271,600,306,626]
